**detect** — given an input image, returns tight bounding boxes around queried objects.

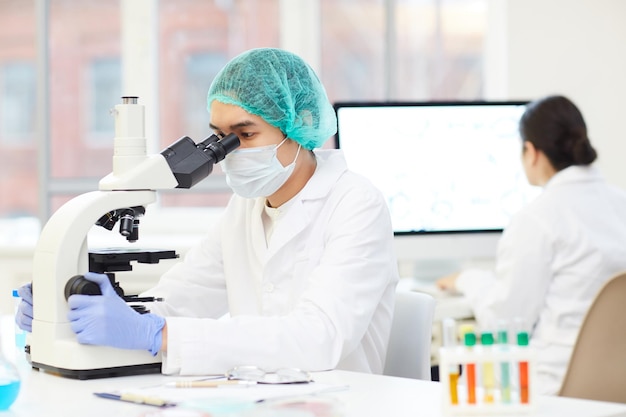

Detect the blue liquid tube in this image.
[497,321,511,404]
[12,290,27,362]
[0,296,21,410]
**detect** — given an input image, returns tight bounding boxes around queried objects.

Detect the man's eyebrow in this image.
[210,120,257,130]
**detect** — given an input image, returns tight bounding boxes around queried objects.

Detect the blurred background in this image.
[0,0,625,313]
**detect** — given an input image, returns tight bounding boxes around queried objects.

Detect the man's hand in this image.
[15,283,33,332]
[67,272,165,355]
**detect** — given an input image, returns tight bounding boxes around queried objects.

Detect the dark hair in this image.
[519,95,597,171]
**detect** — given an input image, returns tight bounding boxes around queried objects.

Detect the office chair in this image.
[558,271,626,403]
[383,289,436,380]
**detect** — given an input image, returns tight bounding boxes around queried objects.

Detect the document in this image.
[94,379,349,414]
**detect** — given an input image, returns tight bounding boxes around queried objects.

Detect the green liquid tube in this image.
[497,328,511,403]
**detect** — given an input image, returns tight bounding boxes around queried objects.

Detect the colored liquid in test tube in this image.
[517,330,530,404]
[497,327,512,403]
[481,332,496,404]
[464,332,477,404]
[442,318,459,404]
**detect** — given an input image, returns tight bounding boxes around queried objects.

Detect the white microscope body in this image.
[30,97,238,379]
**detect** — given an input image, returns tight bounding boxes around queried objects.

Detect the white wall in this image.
[485,0,626,189]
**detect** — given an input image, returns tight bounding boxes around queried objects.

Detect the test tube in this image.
[481,331,496,404]
[12,290,26,363]
[442,318,459,405]
[497,321,512,404]
[517,330,530,404]
[464,331,477,405]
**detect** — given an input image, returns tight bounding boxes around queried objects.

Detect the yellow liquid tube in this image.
[481,332,496,404]
[442,318,460,405]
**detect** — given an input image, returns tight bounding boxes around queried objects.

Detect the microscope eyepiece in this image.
[160,132,240,189]
[198,134,220,149]
[204,133,240,163]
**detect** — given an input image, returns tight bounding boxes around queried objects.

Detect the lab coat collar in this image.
[544,165,603,190]
[264,150,348,260]
[301,149,349,201]
[262,149,348,207]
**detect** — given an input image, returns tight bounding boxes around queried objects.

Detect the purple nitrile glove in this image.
[15,283,33,332]
[67,272,165,355]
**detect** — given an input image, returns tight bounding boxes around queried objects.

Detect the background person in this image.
[436,95,626,394]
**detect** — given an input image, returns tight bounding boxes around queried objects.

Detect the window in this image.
[48,0,121,185]
[0,0,37,219]
[88,57,122,141]
[0,62,36,145]
[157,0,280,208]
[320,0,486,102]
[0,0,488,222]
[320,0,387,101]
[183,53,227,141]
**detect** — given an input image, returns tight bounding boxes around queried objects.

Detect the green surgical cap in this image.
[207,48,337,150]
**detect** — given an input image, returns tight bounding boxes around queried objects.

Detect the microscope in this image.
[29,97,239,379]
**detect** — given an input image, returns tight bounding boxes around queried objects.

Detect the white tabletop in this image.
[4,366,626,417]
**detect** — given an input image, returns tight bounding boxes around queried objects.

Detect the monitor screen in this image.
[334,101,541,236]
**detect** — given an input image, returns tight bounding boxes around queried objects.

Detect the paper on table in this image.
[107,380,349,406]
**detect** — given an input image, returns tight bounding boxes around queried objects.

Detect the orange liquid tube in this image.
[519,361,529,403]
[517,329,530,404]
[463,332,477,404]
[466,363,476,404]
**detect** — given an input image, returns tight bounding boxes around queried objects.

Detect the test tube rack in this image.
[439,345,536,415]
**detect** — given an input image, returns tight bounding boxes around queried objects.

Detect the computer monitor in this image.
[334,101,541,279]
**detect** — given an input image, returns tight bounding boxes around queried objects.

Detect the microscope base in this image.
[31,360,161,380]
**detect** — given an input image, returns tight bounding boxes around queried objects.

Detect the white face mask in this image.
[221,138,301,198]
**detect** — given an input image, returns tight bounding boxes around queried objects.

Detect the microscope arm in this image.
[32,190,156,325]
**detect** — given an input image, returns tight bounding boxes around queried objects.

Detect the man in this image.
[18,48,399,375]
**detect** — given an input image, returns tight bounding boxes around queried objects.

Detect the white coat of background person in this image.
[436,95,626,395]
[16,48,399,375]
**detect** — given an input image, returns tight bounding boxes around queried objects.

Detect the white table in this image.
[5,366,626,417]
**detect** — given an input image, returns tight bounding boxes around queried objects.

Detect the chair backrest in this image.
[383,289,436,380]
[558,271,626,403]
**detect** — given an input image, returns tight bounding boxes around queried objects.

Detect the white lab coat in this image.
[145,150,399,375]
[456,165,626,395]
